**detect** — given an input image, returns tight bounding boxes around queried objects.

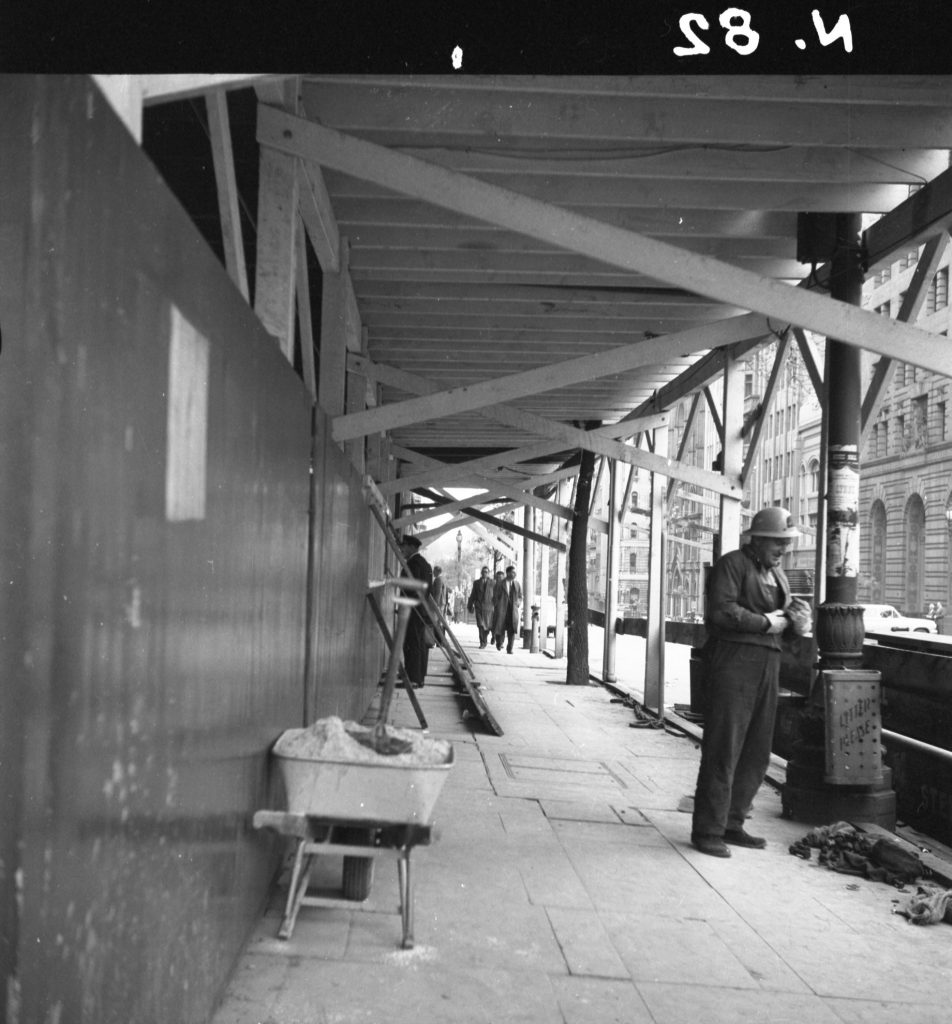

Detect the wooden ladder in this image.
[363,476,503,736]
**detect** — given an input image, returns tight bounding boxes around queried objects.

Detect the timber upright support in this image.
[782,213,896,828]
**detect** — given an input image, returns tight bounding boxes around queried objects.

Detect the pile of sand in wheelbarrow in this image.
[273,716,452,766]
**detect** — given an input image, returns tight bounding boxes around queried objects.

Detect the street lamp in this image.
[456,530,463,588]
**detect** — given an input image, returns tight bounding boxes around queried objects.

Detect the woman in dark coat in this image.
[400,535,433,687]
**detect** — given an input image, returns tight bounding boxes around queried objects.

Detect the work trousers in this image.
[496,608,518,652]
[692,639,779,838]
[402,612,430,685]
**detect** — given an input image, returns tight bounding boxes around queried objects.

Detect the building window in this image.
[870,500,887,603]
[913,395,928,448]
[897,414,907,452]
[880,419,889,458]
[629,552,637,573]
[904,494,926,613]
[938,401,947,442]
[809,459,820,493]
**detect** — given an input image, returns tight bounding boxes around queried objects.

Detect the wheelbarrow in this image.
[255,578,454,947]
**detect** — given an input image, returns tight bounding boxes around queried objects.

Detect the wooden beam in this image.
[206,90,249,301]
[298,160,340,272]
[393,144,944,188]
[861,231,950,447]
[258,106,952,376]
[334,314,766,441]
[741,333,791,488]
[92,75,143,140]
[720,352,746,551]
[667,392,702,506]
[412,489,566,551]
[793,328,824,403]
[294,224,316,399]
[137,74,284,104]
[864,166,952,275]
[254,147,298,358]
[703,386,724,442]
[352,355,730,493]
[300,76,952,149]
[394,467,582,525]
[319,239,352,418]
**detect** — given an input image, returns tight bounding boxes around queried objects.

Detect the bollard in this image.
[530,604,540,653]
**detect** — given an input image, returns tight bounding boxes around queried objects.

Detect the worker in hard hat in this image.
[691,506,811,858]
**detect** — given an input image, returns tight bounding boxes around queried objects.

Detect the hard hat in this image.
[747,506,800,538]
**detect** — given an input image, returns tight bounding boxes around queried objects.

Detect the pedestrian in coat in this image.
[400,535,433,687]
[467,565,495,647]
[492,565,522,653]
[431,566,447,614]
[691,507,811,858]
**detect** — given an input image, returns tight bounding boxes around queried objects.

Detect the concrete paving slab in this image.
[603,911,761,989]
[547,906,630,978]
[212,630,952,1024]
[822,997,949,1024]
[549,976,654,1024]
[538,798,622,823]
[208,953,289,1024]
[272,961,562,1024]
[550,818,671,847]
[638,981,845,1024]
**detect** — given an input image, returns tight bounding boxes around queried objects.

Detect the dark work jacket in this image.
[704,545,792,651]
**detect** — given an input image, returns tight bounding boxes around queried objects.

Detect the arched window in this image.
[809,458,820,493]
[904,494,926,613]
[869,500,887,603]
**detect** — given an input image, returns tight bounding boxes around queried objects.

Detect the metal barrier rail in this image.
[882,729,952,768]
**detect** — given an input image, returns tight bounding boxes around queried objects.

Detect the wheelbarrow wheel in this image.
[338,827,375,901]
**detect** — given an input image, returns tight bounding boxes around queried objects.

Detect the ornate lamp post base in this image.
[781,603,896,829]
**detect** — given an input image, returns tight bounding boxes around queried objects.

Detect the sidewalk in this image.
[212,625,951,1024]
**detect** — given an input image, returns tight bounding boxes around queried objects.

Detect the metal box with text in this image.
[823,669,885,785]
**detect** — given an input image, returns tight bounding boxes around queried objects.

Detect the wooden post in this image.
[719,352,745,554]
[539,509,550,652]
[644,428,668,714]
[554,480,567,660]
[603,459,620,683]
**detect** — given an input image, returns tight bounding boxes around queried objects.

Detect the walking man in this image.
[492,565,522,653]
[467,565,495,648]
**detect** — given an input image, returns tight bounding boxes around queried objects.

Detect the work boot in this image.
[724,828,766,849]
[691,834,731,858]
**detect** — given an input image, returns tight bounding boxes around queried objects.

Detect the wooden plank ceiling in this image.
[137,75,952,495]
[289,76,952,463]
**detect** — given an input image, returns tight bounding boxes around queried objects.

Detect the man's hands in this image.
[764,610,788,634]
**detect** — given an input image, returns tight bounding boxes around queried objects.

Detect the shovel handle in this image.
[378,598,415,726]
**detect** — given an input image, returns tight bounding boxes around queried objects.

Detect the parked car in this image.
[859,603,937,634]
